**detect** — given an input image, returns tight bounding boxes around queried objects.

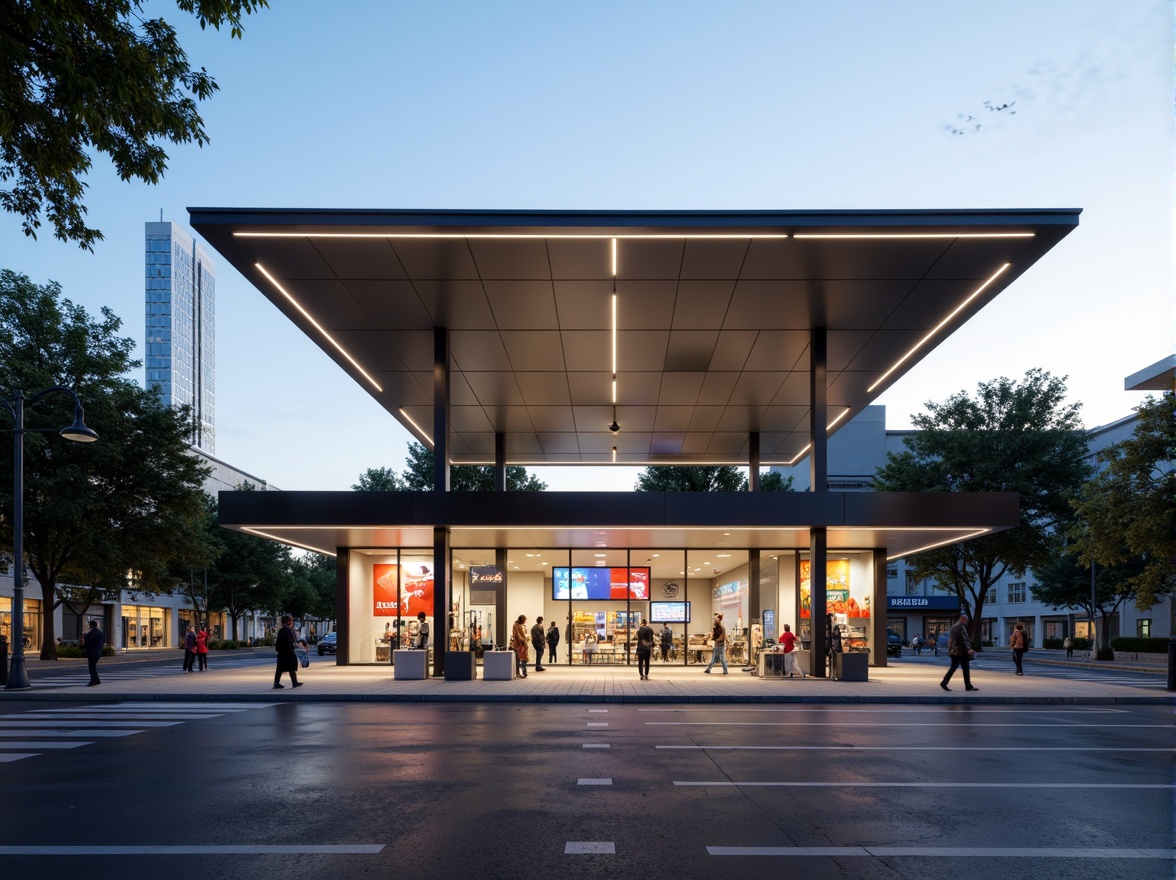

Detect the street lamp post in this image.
[3,387,98,690]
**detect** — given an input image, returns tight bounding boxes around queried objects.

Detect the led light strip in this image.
[883,529,990,560]
[867,262,1011,393]
[785,408,853,466]
[398,408,433,445]
[235,232,790,240]
[254,263,383,393]
[240,527,337,557]
[793,233,1035,239]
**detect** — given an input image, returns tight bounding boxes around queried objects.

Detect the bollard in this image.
[0,634,7,686]
[1167,637,1175,692]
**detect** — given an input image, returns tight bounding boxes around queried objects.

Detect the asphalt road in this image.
[0,700,1172,879]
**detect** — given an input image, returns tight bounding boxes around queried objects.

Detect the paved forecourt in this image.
[2,651,1170,704]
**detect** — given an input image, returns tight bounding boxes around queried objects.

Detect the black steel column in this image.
[495,547,509,649]
[434,327,450,493]
[334,549,350,666]
[495,431,506,492]
[809,529,827,677]
[748,432,760,492]
[433,526,449,677]
[809,326,827,493]
[748,550,761,667]
[872,548,888,667]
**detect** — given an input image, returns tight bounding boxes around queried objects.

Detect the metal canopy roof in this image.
[191,208,1078,466]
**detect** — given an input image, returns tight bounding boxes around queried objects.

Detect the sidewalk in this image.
[2,651,1171,704]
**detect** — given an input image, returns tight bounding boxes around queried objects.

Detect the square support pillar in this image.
[748,432,760,492]
[334,549,350,666]
[433,526,450,677]
[808,528,828,678]
[809,326,827,493]
[434,326,450,493]
[494,431,506,492]
[872,549,888,667]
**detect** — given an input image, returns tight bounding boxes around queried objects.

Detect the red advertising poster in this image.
[799,560,857,618]
[400,559,435,618]
[373,564,398,617]
[610,567,650,599]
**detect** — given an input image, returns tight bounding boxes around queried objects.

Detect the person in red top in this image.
[195,624,209,672]
[779,623,806,679]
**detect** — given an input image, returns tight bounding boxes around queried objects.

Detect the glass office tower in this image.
[145,221,216,453]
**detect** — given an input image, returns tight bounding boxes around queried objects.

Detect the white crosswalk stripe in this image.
[0,702,274,763]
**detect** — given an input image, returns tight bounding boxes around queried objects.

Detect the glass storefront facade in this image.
[0,597,41,652]
[345,545,879,668]
[122,605,169,649]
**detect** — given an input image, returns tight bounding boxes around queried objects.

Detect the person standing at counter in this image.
[546,621,560,664]
[779,623,806,679]
[703,613,728,675]
[659,624,673,662]
[531,616,547,672]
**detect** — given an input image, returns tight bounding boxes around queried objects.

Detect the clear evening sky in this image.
[1,1,1171,491]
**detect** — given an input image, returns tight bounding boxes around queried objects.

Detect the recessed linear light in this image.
[785,407,855,466]
[398,408,433,445]
[240,528,335,557]
[235,233,791,240]
[887,529,990,560]
[867,262,1011,393]
[612,238,617,276]
[254,263,383,393]
[717,554,731,558]
[792,233,1035,239]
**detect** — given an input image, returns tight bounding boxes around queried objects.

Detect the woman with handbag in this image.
[273,614,303,689]
[195,624,209,672]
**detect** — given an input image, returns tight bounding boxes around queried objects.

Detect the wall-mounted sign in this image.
[661,582,680,598]
[887,596,960,610]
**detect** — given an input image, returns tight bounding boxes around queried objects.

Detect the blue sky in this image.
[1,0,1171,490]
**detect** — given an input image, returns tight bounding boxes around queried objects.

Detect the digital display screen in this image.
[650,601,690,623]
[553,567,650,600]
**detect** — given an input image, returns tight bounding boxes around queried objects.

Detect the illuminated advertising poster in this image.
[400,558,435,618]
[799,560,856,618]
[553,567,651,600]
[373,564,398,617]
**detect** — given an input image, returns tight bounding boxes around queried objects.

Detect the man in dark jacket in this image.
[83,620,104,686]
[546,621,560,664]
[274,614,302,689]
[531,616,546,671]
[940,613,978,692]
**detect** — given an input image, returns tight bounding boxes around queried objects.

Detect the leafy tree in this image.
[359,442,548,492]
[288,552,336,623]
[873,370,1090,651]
[1068,393,1175,611]
[1,0,269,249]
[0,270,211,658]
[352,466,402,491]
[634,466,792,492]
[1033,540,1145,659]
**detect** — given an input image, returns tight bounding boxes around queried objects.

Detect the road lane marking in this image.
[0,741,93,749]
[565,842,615,854]
[582,743,610,748]
[578,778,612,785]
[21,713,226,720]
[0,754,38,762]
[0,720,180,728]
[637,707,1127,714]
[707,846,1175,859]
[676,782,1174,789]
[588,709,608,713]
[0,729,143,737]
[0,845,384,855]
[586,722,609,727]
[647,722,1170,728]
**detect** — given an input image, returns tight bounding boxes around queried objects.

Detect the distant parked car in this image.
[886,631,902,657]
[317,632,337,655]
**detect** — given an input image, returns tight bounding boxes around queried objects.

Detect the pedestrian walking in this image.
[940,613,978,692]
[779,623,806,679]
[703,613,729,674]
[273,614,302,689]
[1063,635,1074,658]
[546,620,560,664]
[530,616,547,671]
[196,624,209,672]
[1010,622,1028,676]
[83,620,104,686]
[415,612,430,651]
[635,618,655,680]
[510,615,529,678]
[911,634,922,656]
[182,625,197,673]
[659,623,673,662]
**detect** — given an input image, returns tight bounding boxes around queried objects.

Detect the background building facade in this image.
[145,220,216,453]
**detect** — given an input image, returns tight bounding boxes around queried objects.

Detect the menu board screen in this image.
[553,567,651,600]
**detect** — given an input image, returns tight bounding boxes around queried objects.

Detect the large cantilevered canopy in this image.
[191,208,1079,466]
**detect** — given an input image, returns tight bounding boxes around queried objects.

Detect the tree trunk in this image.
[37,578,58,660]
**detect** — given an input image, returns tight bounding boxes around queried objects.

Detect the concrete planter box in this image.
[393,649,427,680]
[482,651,515,681]
[831,652,868,682]
[444,651,476,681]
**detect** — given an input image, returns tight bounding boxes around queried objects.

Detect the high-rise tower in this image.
[145,221,215,453]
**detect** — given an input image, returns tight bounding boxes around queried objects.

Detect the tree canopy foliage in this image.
[0,270,210,657]
[634,465,792,492]
[873,370,1090,649]
[353,441,548,492]
[1067,393,1174,610]
[0,0,268,248]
